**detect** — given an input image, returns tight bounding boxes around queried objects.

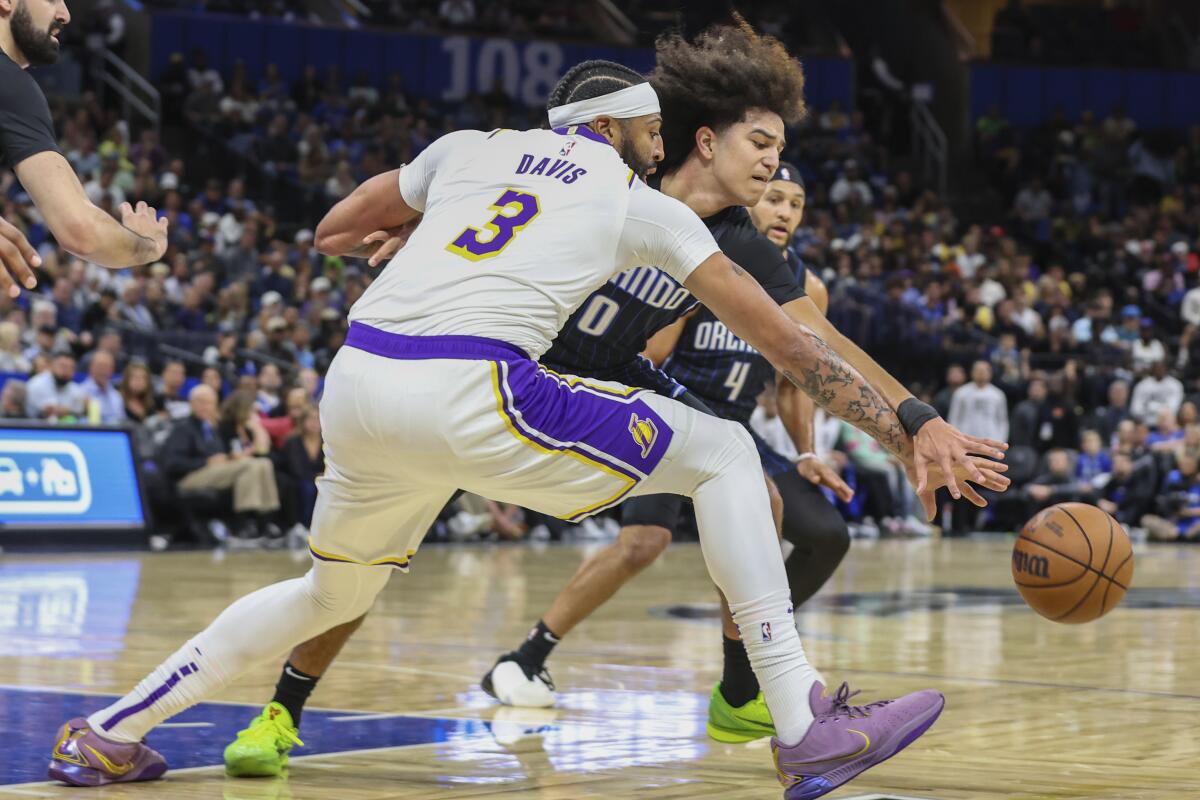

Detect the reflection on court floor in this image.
[1,541,1198,799]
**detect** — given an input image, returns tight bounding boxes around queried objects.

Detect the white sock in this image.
[88,563,390,743]
[729,589,819,745]
[88,638,228,743]
[632,405,823,747]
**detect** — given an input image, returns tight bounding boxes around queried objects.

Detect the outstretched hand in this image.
[906,456,1011,521]
[911,417,1008,501]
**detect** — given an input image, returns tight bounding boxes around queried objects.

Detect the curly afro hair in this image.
[651,17,807,176]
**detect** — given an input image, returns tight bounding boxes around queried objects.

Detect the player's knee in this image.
[617,525,671,572]
[701,417,758,473]
[305,563,388,623]
[795,509,851,565]
[813,512,851,563]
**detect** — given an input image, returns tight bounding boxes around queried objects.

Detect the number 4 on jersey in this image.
[724,361,751,401]
[446,188,541,261]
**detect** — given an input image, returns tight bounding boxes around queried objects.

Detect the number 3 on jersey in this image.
[446,188,541,261]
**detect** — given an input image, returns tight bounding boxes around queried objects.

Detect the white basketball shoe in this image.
[481,656,556,708]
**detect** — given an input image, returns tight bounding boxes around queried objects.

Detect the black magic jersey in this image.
[665,251,808,423]
[543,205,804,393]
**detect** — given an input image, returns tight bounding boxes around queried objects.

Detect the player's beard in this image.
[618,142,655,180]
[615,120,655,180]
[11,0,63,67]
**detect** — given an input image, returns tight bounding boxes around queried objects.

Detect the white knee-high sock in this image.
[728,590,819,744]
[88,636,229,743]
[689,425,820,745]
[89,564,388,743]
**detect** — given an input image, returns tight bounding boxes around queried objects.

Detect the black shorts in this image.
[750,429,798,478]
[621,442,841,547]
[541,355,687,399]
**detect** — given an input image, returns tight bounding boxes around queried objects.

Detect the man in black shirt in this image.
[1086,379,1131,445]
[1,0,167,270]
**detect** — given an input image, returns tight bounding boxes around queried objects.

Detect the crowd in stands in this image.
[770,94,1200,541]
[136,0,802,50]
[989,0,1163,68]
[156,46,547,217]
[142,0,590,40]
[9,31,1200,545]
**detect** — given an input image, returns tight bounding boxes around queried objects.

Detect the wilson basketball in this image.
[1012,502,1134,624]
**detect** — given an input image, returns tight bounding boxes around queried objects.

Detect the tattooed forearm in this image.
[782,332,913,460]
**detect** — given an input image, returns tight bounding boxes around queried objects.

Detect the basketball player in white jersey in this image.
[48,71,1006,798]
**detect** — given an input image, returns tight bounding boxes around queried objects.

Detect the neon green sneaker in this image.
[705,683,775,743]
[224,703,304,777]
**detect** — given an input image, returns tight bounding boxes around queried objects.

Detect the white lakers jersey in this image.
[349,126,720,359]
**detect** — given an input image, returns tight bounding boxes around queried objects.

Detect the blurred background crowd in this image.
[7,0,1200,548]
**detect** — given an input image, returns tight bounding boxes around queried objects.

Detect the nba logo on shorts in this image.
[761,621,772,642]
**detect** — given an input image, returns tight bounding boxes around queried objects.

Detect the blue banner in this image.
[0,427,145,528]
[148,13,851,112]
[971,62,1200,128]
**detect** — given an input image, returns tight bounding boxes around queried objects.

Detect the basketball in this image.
[1012,502,1134,624]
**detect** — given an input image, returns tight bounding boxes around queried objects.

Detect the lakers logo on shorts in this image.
[628,412,659,459]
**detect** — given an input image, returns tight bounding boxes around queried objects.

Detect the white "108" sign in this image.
[439,36,567,108]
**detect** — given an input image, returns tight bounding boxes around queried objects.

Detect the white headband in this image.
[547,82,660,128]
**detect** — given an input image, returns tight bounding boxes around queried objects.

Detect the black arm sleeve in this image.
[717,210,806,306]
[0,62,59,168]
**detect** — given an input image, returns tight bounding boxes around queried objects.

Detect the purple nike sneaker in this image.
[48,718,168,786]
[770,683,945,800]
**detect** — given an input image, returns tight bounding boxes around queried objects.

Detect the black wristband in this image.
[897,398,939,436]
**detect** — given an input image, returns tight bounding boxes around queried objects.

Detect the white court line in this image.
[334,660,480,683]
[327,704,516,723]
[0,788,59,798]
[0,682,398,716]
[328,712,409,722]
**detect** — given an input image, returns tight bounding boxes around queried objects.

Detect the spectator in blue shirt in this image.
[1116,305,1141,340]
[51,279,82,334]
[254,251,293,303]
[80,350,126,423]
[1075,430,1112,483]
[1147,407,1186,451]
[175,285,210,332]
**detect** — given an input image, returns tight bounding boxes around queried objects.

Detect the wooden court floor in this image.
[1,537,1199,799]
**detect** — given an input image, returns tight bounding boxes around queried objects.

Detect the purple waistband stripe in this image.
[345,323,529,362]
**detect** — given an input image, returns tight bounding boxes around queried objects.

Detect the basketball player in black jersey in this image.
[221,26,1006,774]
[645,162,857,740]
